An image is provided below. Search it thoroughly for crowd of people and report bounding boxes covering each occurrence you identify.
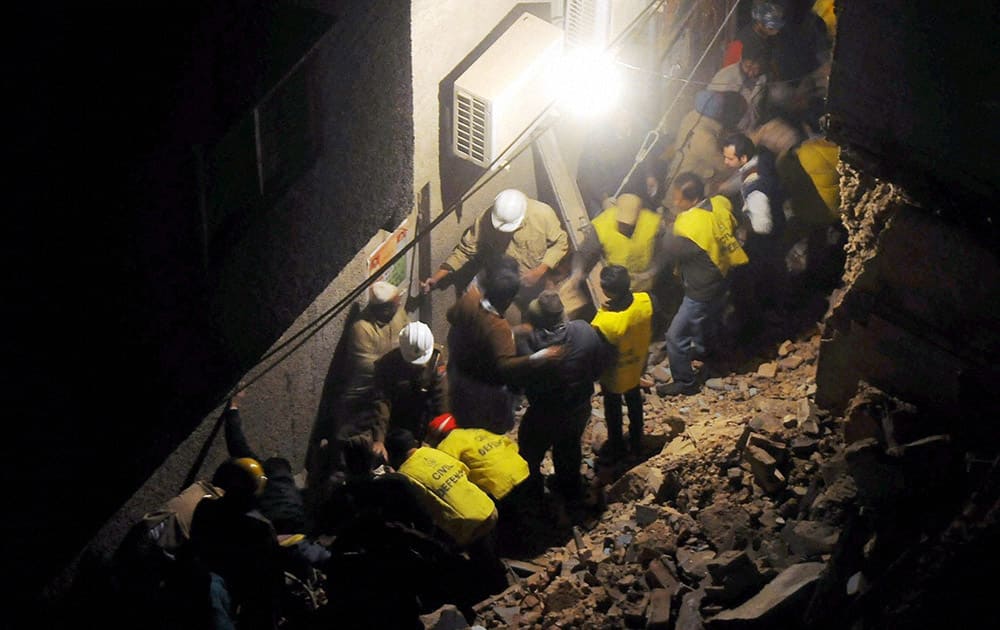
[103,2,846,628]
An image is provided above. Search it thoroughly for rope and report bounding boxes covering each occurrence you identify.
[614,0,741,198]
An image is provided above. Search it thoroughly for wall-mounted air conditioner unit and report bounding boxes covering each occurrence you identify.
[452,13,564,168]
[564,0,649,50]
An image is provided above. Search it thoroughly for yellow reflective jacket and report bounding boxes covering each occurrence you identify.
[796,138,840,215]
[673,196,748,277]
[435,428,529,500]
[398,446,496,546]
[592,206,663,288]
[591,292,654,393]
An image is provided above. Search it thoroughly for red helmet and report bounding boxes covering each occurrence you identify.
[428,413,458,437]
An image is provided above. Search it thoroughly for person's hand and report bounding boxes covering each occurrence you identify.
[228,389,246,410]
[521,265,548,288]
[372,440,388,463]
[736,225,748,245]
[421,270,449,294]
[529,344,565,363]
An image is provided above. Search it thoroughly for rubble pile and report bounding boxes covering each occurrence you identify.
[466,332,867,629]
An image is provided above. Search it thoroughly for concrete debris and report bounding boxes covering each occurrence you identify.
[705,550,767,605]
[757,362,778,378]
[420,604,470,630]
[469,324,862,630]
[778,340,794,357]
[646,588,673,628]
[706,562,825,628]
[781,520,840,557]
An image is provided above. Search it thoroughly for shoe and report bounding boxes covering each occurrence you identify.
[657,381,700,397]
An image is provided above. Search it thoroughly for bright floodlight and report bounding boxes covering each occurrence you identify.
[554,46,622,119]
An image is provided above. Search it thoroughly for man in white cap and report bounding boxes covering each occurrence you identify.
[371,321,449,442]
[307,280,409,478]
[421,188,569,316]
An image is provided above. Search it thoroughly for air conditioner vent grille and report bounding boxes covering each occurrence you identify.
[566,0,601,48]
[455,91,489,165]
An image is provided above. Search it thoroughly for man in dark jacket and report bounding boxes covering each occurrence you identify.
[446,257,561,434]
[517,290,616,500]
[372,321,448,442]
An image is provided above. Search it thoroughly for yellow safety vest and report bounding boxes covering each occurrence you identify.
[592,292,654,393]
[673,196,748,276]
[591,207,662,277]
[796,138,840,215]
[398,446,496,546]
[436,428,529,500]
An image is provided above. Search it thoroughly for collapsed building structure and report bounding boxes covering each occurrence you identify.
[7,1,997,627]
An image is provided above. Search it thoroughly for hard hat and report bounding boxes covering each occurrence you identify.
[399,321,435,365]
[428,413,458,437]
[491,189,527,232]
[232,457,268,497]
[370,281,401,304]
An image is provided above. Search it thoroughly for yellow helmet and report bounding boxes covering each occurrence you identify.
[231,457,268,497]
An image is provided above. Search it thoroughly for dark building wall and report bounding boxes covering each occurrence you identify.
[7,0,412,610]
[817,0,999,422]
[826,0,999,232]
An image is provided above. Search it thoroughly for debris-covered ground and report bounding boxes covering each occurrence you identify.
[455,314,861,629]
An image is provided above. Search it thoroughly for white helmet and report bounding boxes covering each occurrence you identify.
[399,322,435,365]
[491,189,527,233]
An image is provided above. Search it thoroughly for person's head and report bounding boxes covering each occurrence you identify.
[342,434,375,477]
[615,193,645,226]
[425,413,459,446]
[481,265,521,314]
[751,1,785,36]
[384,428,420,470]
[739,36,768,80]
[600,264,631,300]
[671,172,705,213]
[399,321,435,365]
[369,281,402,324]
[527,289,566,330]
[722,133,756,169]
[491,189,528,233]
[213,457,267,509]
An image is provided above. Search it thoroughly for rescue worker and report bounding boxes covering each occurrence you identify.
[190,457,283,630]
[306,281,409,490]
[658,173,748,396]
[372,321,448,442]
[516,290,616,498]
[425,413,529,502]
[445,257,562,434]
[384,428,503,593]
[591,265,655,460]
[421,188,569,320]
[722,1,785,68]
[570,192,666,293]
[722,133,786,325]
